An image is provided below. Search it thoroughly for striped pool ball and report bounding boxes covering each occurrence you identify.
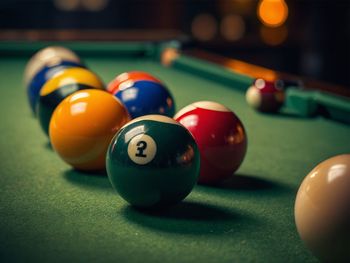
[38,67,105,135]
[246,78,285,113]
[174,101,247,185]
[107,71,162,94]
[27,60,85,113]
[106,115,200,208]
[50,90,130,171]
[24,46,81,87]
[109,77,175,119]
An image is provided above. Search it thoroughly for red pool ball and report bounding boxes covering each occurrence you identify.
[246,78,285,112]
[107,71,162,95]
[174,101,247,184]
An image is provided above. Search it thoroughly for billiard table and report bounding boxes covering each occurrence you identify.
[0,39,349,263]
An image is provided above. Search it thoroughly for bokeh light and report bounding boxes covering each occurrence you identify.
[220,14,245,41]
[191,13,218,41]
[258,0,288,27]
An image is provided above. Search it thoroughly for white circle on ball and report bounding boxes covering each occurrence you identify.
[255,78,266,89]
[127,134,157,165]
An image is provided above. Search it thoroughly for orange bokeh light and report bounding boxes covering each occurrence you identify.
[258,0,288,27]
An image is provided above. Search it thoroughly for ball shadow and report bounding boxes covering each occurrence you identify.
[122,200,258,235]
[217,173,281,191]
[258,109,308,119]
[63,169,112,191]
[277,111,305,119]
[199,173,293,195]
[255,107,317,120]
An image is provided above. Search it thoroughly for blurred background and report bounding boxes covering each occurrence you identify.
[0,0,349,87]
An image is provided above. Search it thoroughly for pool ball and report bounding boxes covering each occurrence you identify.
[24,46,81,86]
[49,89,130,171]
[106,115,200,208]
[38,67,105,135]
[294,154,350,262]
[174,101,247,184]
[27,60,84,113]
[246,78,285,112]
[107,71,162,95]
[110,80,175,119]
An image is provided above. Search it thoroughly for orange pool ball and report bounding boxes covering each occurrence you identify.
[49,89,130,171]
[107,71,162,95]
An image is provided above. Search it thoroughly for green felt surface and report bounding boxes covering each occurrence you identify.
[1,42,350,263]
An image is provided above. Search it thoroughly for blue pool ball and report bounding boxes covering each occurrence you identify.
[113,80,175,119]
[27,60,84,113]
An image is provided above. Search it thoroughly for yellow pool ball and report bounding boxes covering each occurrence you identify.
[38,67,105,135]
[49,89,130,171]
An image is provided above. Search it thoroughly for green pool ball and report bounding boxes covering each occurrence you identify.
[106,115,200,208]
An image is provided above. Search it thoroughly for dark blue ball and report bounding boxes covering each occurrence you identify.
[27,60,84,114]
[114,80,175,119]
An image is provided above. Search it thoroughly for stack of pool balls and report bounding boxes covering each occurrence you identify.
[25,46,249,209]
[106,100,248,208]
[25,46,131,171]
[25,46,350,261]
